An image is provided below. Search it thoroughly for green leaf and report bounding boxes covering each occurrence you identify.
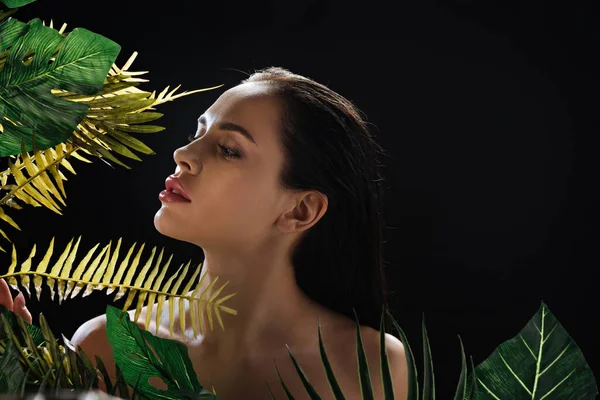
[422,316,435,400]
[469,302,598,399]
[0,0,37,8]
[0,18,120,157]
[353,308,374,400]
[274,360,296,400]
[453,336,467,400]
[112,364,130,399]
[105,305,203,400]
[0,304,44,346]
[94,355,114,394]
[0,341,25,393]
[386,308,419,400]
[285,343,322,399]
[0,8,18,24]
[379,306,395,399]
[316,316,346,399]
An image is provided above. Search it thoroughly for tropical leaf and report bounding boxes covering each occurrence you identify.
[316,315,346,399]
[386,308,419,400]
[0,17,121,156]
[379,306,395,399]
[275,306,404,400]
[468,302,598,400]
[0,341,25,394]
[0,8,18,24]
[0,0,37,8]
[105,304,203,400]
[0,303,44,346]
[0,48,223,250]
[422,316,435,400]
[0,235,238,338]
[453,336,468,400]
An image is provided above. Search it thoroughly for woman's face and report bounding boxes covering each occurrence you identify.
[154,82,293,253]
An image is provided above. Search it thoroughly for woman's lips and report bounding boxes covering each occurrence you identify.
[159,189,191,203]
[160,175,191,203]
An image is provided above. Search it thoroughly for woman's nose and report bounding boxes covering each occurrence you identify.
[173,147,200,175]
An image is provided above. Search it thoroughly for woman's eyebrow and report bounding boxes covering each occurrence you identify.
[198,115,257,145]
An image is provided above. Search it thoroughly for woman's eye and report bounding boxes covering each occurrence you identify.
[218,145,240,160]
[186,134,240,160]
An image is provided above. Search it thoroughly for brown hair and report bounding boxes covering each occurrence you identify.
[242,67,393,331]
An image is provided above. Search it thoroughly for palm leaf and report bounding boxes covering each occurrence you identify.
[379,306,395,399]
[386,308,419,400]
[284,343,322,399]
[0,236,238,339]
[453,336,467,400]
[468,302,598,399]
[354,309,375,400]
[422,316,435,400]
[316,316,346,399]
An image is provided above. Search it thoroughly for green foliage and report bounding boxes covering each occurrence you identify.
[0,299,598,399]
[105,305,217,400]
[466,302,597,399]
[0,0,37,8]
[0,17,120,156]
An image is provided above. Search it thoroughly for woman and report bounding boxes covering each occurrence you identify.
[1,67,408,399]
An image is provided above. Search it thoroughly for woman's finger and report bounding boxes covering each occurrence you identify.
[0,278,15,311]
[13,292,32,324]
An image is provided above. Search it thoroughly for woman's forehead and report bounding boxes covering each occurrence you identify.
[203,83,282,130]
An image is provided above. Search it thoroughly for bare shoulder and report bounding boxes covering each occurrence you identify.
[338,323,408,399]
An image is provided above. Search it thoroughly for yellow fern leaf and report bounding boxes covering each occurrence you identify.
[0,206,20,230]
[168,260,190,338]
[121,246,157,317]
[77,242,111,298]
[115,243,145,301]
[57,236,83,303]
[107,241,136,296]
[189,267,211,338]
[177,264,201,336]
[144,253,173,332]
[47,237,75,301]
[33,236,55,301]
[19,243,36,298]
[64,242,101,300]
[0,237,238,338]
[6,244,18,290]
[20,141,65,208]
[155,263,182,336]
[134,247,164,325]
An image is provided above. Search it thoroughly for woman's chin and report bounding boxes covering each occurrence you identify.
[154,209,185,240]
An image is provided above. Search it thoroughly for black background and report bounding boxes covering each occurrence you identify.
[2,0,598,397]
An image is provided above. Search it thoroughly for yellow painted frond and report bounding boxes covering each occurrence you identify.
[0,236,237,339]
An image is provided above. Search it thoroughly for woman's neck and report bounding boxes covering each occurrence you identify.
[190,250,323,363]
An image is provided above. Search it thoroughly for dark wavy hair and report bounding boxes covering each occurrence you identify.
[241,67,393,332]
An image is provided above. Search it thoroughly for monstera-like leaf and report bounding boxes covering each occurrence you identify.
[0,17,120,156]
[106,305,219,400]
[0,0,37,8]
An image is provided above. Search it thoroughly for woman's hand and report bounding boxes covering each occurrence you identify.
[0,278,32,324]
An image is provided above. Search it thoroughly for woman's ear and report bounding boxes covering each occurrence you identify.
[277,191,328,234]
